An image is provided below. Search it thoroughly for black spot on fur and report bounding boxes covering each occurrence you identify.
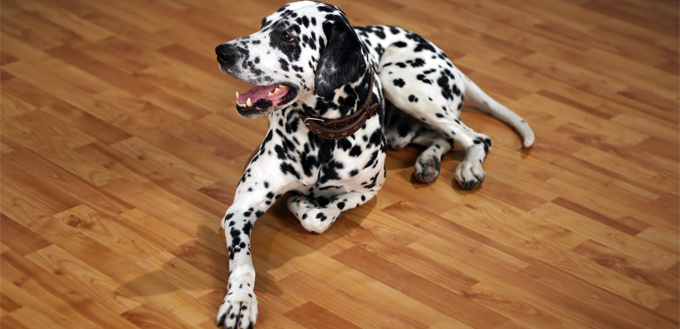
[349,145,362,157]
[274,145,287,160]
[368,130,382,147]
[279,58,289,71]
[280,162,301,179]
[243,222,253,236]
[319,160,344,184]
[437,74,453,100]
[409,58,426,68]
[393,41,407,48]
[363,150,379,169]
[452,84,461,96]
[474,136,493,154]
[337,138,352,151]
[363,172,380,189]
[416,74,432,84]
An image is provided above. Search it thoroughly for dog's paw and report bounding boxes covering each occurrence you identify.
[287,195,337,233]
[415,155,441,183]
[216,288,258,329]
[287,194,318,218]
[454,160,485,189]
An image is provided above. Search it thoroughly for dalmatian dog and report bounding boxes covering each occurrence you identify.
[214,1,534,328]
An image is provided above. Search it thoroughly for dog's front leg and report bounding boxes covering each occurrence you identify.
[216,159,299,329]
[216,202,260,329]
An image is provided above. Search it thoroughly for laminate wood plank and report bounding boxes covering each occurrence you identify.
[11,0,113,43]
[637,226,680,254]
[278,270,447,329]
[439,208,674,309]
[112,137,219,190]
[121,303,196,329]
[0,76,61,108]
[3,249,139,329]
[25,244,144,315]
[3,149,132,216]
[284,301,362,329]
[2,0,678,328]
[53,205,167,262]
[0,92,35,118]
[46,45,159,97]
[0,215,51,256]
[1,161,82,222]
[1,12,83,51]
[535,202,676,268]
[520,261,679,329]
[572,239,680,295]
[40,100,133,146]
[141,90,214,121]
[333,245,511,328]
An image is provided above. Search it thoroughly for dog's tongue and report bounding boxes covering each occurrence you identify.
[237,85,290,108]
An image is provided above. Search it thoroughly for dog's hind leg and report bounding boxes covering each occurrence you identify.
[384,104,454,183]
[380,63,493,189]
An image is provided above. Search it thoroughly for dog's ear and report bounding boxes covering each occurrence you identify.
[314,15,366,98]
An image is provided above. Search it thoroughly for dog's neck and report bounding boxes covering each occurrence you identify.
[297,67,378,140]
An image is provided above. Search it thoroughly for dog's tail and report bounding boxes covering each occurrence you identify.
[462,77,535,148]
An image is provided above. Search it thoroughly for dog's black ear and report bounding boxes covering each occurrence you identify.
[314,15,366,98]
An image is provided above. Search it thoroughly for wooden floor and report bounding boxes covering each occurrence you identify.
[1,0,678,328]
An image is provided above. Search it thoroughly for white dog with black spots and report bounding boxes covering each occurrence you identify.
[214,2,534,328]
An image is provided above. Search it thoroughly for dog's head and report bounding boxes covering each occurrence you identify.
[215,1,368,118]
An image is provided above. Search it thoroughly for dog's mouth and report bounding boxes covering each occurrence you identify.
[235,84,297,117]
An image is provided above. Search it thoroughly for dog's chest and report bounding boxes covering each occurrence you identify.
[264,109,386,192]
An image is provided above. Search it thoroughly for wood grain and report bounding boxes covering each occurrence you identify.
[1,0,678,328]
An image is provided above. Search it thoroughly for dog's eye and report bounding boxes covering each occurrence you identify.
[281,31,295,42]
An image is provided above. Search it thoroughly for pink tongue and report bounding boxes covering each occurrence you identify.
[238,85,290,107]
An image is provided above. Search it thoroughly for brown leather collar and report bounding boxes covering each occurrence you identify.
[299,67,379,140]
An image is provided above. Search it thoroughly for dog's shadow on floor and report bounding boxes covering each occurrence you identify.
[114,196,371,302]
[249,195,373,295]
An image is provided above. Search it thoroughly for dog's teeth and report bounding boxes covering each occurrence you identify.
[268,92,274,97]
[274,88,280,94]
[236,92,240,98]
[246,98,253,107]
[279,85,286,89]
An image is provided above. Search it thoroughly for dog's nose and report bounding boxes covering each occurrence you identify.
[215,44,237,67]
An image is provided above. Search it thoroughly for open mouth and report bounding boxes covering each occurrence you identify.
[235,84,297,117]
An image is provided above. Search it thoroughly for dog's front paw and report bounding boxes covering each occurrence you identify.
[216,288,258,329]
[287,194,317,218]
[287,194,337,233]
[454,160,485,189]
